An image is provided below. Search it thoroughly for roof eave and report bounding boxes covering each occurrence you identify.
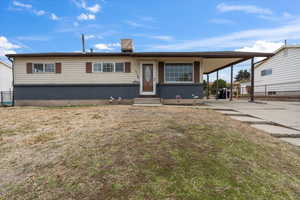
[6,51,274,58]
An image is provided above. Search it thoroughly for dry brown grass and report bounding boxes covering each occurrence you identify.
[0,105,299,200]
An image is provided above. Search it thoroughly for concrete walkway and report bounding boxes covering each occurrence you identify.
[205,100,300,147]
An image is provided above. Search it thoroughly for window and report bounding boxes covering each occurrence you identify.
[93,63,102,72]
[93,62,125,72]
[92,62,125,72]
[261,69,272,76]
[103,63,114,72]
[45,64,55,72]
[33,64,44,73]
[33,63,55,73]
[115,63,124,72]
[165,63,193,82]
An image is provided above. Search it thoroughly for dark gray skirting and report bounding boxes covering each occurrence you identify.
[14,84,140,100]
[158,84,203,99]
[14,83,203,100]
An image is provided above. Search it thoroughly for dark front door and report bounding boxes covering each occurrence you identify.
[142,64,154,93]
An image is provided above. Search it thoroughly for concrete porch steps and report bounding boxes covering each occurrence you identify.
[134,98,162,106]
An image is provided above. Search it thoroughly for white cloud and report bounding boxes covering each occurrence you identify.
[94,43,120,51]
[72,0,101,13]
[0,36,21,57]
[85,35,95,39]
[217,3,272,15]
[210,18,235,25]
[85,34,103,40]
[85,4,101,13]
[124,20,156,29]
[50,13,59,20]
[151,35,173,41]
[13,1,32,9]
[16,36,49,41]
[125,20,144,28]
[12,1,61,20]
[94,44,112,50]
[259,12,297,23]
[133,34,173,41]
[77,13,96,20]
[236,41,284,53]
[33,10,46,16]
[150,20,300,51]
[283,12,293,19]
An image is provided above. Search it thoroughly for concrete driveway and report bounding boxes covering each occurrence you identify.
[205,100,300,130]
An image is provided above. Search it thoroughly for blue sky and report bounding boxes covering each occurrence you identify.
[1,0,300,80]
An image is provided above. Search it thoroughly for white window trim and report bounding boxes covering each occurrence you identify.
[92,63,103,73]
[92,62,125,73]
[164,62,194,84]
[32,63,55,74]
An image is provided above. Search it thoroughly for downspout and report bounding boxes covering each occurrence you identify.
[7,57,15,106]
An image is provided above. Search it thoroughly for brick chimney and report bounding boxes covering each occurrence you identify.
[121,39,134,52]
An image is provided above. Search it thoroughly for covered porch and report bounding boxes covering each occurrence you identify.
[133,51,273,102]
[199,52,274,102]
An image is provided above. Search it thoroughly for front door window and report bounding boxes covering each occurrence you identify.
[142,64,154,94]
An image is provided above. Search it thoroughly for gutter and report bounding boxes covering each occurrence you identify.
[7,57,15,106]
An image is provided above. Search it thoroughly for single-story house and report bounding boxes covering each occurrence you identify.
[6,39,273,106]
[0,60,12,92]
[239,81,251,96]
[254,45,300,97]
[0,60,13,105]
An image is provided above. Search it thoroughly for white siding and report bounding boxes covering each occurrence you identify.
[14,57,204,85]
[0,62,12,91]
[254,48,300,94]
[14,57,139,84]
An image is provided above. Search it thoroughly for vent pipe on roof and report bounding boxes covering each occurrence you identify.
[121,39,134,52]
[284,40,287,46]
[82,34,86,53]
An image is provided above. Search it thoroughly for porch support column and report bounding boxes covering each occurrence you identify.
[230,65,233,101]
[207,74,210,99]
[250,57,255,102]
[216,70,219,99]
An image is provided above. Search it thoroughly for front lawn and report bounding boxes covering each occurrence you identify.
[0,106,299,200]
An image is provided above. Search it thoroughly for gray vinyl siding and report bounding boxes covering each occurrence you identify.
[14,84,203,100]
[14,84,140,100]
[254,48,300,94]
[158,84,203,99]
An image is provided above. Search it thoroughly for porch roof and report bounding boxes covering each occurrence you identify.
[6,51,274,74]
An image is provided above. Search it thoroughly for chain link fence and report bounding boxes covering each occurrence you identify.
[0,91,13,106]
[238,81,300,99]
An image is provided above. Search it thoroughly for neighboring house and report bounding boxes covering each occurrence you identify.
[6,39,272,106]
[239,81,251,95]
[0,61,12,92]
[254,45,300,96]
